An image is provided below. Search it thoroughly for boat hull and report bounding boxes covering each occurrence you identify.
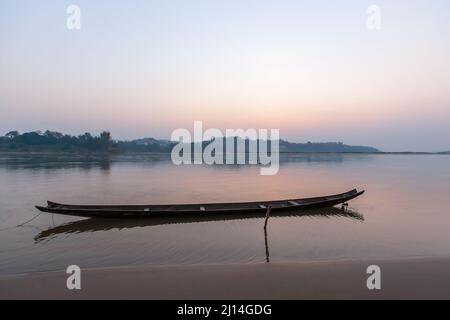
[35,189,364,218]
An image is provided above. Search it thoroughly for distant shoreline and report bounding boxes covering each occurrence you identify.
[1,131,381,153]
[0,151,449,155]
[2,131,448,154]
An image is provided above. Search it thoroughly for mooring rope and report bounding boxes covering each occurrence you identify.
[16,212,43,227]
[0,212,44,231]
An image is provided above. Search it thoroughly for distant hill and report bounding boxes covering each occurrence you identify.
[279,140,380,153]
[0,130,381,153]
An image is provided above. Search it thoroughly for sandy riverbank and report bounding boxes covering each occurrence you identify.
[1,257,450,299]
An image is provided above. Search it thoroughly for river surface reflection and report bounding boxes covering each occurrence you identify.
[1,153,449,275]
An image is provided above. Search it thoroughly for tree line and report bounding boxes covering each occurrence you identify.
[0,130,115,152]
[0,130,381,153]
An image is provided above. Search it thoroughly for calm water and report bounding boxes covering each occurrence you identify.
[1,153,450,276]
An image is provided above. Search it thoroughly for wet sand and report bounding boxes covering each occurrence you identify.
[1,257,450,299]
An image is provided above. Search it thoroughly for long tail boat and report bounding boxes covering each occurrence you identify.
[34,206,364,242]
[35,189,364,218]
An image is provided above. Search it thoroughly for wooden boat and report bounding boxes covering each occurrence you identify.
[35,189,364,218]
[34,206,364,242]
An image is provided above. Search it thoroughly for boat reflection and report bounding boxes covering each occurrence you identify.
[35,206,364,243]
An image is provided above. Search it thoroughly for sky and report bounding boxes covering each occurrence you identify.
[1,0,450,152]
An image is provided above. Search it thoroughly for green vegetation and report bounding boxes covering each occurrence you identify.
[0,130,116,152]
[279,140,379,153]
[0,130,381,153]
